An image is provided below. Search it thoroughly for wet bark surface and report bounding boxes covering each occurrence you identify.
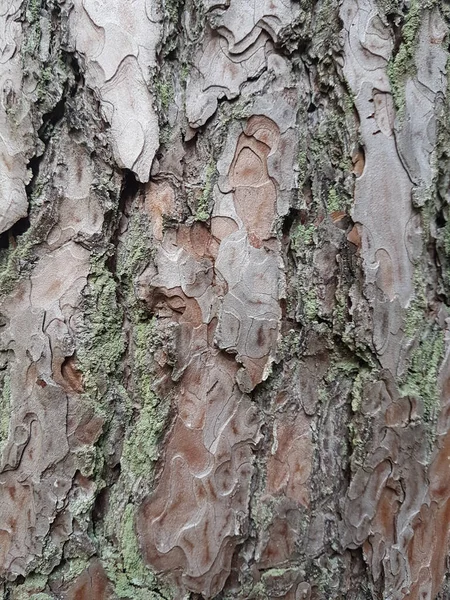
[1,1,450,599]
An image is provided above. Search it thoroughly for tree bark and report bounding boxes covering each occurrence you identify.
[1,1,450,599]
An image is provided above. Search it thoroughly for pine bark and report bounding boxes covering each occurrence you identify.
[1,1,450,599]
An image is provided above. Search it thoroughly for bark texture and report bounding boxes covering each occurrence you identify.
[1,1,450,599]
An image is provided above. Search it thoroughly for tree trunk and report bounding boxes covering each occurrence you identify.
[1,0,450,598]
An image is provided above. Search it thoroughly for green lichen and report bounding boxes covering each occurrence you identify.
[117,212,153,291]
[262,568,295,579]
[101,207,169,598]
[195,159,216,221]
[120,504,157,589]
[307,102,355,204]
[0,373,11,454]
[351,369,371,413]
[122,320,169,481]
[20,0,70,128]
[435,58,450,298]
[444,221,450,258]
[36,67,53,102]
[251,494,276,531]
[0,234,37,300]
[180,62,190,83]
[321,356,374,470]
[116,212,170,480]
[332,292,346,333]
[404,267,427,339]
[348,410,374,474]
[218,98,252,128]
[291,223,315,252]
[386,0,438,116]
[245,581,266,600]
[12,573,49,600]
[77,255,125,411]
[325,358,359,384]
[30,175,48,207]
[44,557,89,595]
[311,556,342,595]
[377,0,403,13]
[401,262,445,424]
[64,558,89,581]
[25,0,41,22]
[402,325,444,423]
[154,80,174,112]
[277,329,302,360]
[289,221,320,323]
[123,319,169,481]
[303,288,319,321]
[327,187,341,213]
[297,148,308,188]
[310,0,339,59]
[195,208,210,222]
[348,421,364,453]
[247,567,304,600]
[22,0,42,56]
[103,505,170,600]
[114,208,171,483]
[164,0,182,23]
[439,202,450,295]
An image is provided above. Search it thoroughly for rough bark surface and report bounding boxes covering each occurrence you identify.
[1,1,450,599]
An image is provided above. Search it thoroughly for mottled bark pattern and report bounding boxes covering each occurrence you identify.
[1,1,450,599]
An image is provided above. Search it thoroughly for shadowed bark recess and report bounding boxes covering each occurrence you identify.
[1,1,450,599]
